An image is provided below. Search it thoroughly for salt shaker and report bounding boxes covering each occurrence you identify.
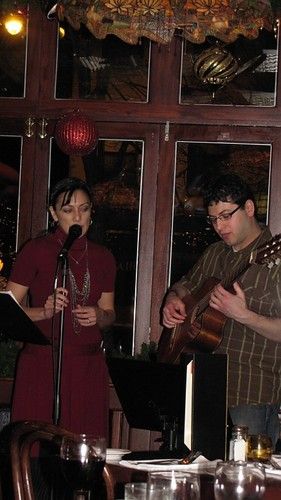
[228,425,248,461]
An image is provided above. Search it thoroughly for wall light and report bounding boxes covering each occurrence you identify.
[4,12,24,35]
[59,26,65,38]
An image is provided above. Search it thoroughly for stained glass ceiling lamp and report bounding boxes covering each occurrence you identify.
[51,0,278,45]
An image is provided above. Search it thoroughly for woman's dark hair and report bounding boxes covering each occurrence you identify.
[49,177,92,209]
[203,173,256,209]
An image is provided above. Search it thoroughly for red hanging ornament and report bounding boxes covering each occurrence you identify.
[55,111,98,156]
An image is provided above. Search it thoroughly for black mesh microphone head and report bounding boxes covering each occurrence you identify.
[69,224,82,237]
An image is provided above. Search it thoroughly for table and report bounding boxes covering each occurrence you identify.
[108,463,281,499]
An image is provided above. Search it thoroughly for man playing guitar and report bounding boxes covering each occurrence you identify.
[161,173,281,449]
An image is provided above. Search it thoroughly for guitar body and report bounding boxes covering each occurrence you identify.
[157,277,226,364]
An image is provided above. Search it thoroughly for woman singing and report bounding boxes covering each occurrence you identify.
[6,177,116,438]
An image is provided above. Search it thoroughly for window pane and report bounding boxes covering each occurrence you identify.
[56,23,150,102]
[180,27,278,107]
[0,11,27,97]
[170,142,271,284]
[0,136,21,287]
[50,138,143,354]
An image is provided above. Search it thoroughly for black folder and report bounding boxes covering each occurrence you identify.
[0,291,50,345]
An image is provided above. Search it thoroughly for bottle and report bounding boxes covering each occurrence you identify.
[229,425,248,461]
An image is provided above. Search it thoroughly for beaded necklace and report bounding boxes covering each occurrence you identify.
[69,264,91,335]
[57,238,88,266]
[57,238,91,334]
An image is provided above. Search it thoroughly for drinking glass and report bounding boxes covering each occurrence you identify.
[247,434,273,462]
[60,434,106,500]
[214,460,265,500]
[147,471,200,499]
[124,482,147,500]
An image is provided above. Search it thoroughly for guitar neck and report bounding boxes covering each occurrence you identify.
[221,255,253,290]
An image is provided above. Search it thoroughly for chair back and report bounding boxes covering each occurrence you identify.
[10,420,115,500]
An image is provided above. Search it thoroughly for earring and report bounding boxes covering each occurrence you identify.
[50,219,58,229]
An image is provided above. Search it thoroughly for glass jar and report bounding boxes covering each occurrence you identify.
[228,425,248,461]
[214,461,265,500]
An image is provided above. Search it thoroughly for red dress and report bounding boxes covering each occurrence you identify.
[10,227,116,439]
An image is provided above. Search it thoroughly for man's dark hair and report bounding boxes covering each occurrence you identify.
[203,173,256,209]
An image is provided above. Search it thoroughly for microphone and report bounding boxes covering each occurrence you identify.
[58,224,82,257]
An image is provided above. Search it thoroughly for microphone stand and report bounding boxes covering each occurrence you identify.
[53,250,68,426]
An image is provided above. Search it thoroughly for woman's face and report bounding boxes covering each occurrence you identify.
[49,189,92,236]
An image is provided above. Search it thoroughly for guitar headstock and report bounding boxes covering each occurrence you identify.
[251,233,281,268]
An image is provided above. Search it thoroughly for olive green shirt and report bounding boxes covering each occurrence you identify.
[173,228,281,406]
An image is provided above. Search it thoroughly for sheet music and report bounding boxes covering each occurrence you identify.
[184,359,194,450]
[0,290,21,307]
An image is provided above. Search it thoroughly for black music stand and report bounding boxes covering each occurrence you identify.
[107,353,228,460]
[0,291,50,345]
[107,356,187,451]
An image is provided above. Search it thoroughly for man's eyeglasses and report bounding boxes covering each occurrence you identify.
[206,205,242,226]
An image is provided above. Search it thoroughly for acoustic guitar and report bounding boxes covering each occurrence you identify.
[157,234,281,364]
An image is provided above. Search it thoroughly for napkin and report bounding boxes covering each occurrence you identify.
[119,455,219,473]
[264,455,281,478]
[106,448,131,463]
